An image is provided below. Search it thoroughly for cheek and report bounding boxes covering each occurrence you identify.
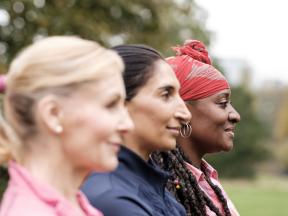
[81,112,115,138]
[207,107,229,125]
[192,107,225,128]
[138,102,171,125]
[132,109,169,138]
[61,108,119,170]
[77,110,110,128]
[191,114,219,142]
[191,112,211,130]
[63,107,116,145]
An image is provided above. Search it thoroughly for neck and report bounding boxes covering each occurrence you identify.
[177,136,204,169]
[20,140,87,208]
[122,135,152,161]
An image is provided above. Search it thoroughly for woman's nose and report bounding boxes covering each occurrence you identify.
[229,106,241,123]
[117,108,134,134]
[175,98,192,123]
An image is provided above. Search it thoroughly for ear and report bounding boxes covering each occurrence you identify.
[36,95,63,135]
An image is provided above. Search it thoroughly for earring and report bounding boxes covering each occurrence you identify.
[55,125,63,134]
[180,122,192,138]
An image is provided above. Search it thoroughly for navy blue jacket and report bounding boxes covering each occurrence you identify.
[82,146,186,216]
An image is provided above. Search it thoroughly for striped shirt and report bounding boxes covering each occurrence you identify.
[186,160,240,216]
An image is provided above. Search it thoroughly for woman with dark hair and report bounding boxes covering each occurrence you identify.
[82,45,191,216]
[152,40,241,216]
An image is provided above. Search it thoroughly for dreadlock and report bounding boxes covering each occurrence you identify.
[201,163,232,216]
[152,145,231,216]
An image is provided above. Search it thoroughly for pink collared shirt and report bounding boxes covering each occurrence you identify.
[0,162,103,216]
[186,160,240,216]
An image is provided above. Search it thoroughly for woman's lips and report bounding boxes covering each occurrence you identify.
[167,126,180,136]
[109,142,121,152]
[225,131,234,138]
[224,127,235,138]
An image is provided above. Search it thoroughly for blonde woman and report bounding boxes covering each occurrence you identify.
[0,36,133,216]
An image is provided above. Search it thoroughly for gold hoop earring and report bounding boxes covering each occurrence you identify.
[180,122,192,138]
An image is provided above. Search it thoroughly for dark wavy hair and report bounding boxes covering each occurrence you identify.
[112,44,163,101]
[152,146,231,216]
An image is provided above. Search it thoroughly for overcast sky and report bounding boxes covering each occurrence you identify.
[195,0,288,88]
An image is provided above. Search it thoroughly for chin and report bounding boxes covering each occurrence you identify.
[163,139,177,151]
[222,143,233,152]
[105,159,119,172]
[94,158,119,172]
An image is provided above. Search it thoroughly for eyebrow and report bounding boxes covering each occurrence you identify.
[108,93,122,103]
[216,93,230,99]
[157,85,175,92]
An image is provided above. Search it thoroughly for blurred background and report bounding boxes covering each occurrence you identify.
[0,0,287,215]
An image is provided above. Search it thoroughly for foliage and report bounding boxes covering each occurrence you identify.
[0,166,9,200]
[0,0,210,69]
[274,141,288,173]
[255,86,288,174]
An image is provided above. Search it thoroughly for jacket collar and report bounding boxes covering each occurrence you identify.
[117,146,170,194]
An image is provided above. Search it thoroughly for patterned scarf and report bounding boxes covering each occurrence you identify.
[167,40,229,101]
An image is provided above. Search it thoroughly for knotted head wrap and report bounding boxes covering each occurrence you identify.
[167,40,229,101]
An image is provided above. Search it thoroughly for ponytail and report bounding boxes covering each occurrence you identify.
[0,114,21,164]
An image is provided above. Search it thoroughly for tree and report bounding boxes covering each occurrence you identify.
[0,0,210,70]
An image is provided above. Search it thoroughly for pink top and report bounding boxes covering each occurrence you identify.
[0,75,6,93]
[0,162,103,216]
[186,160,240,216]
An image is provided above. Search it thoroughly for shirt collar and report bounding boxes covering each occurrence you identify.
[185,159,218,182]
[8,161,62,204]
[8,161,102,216]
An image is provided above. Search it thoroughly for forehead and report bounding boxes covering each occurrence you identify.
[75,71,125,100]
[196,88,231,103]
[141,60,180,92]
[213,89,231,98]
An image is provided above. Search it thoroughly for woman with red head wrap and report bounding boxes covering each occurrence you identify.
[153,40,241,216]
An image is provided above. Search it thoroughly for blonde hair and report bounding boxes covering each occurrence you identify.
[0,36,124,164]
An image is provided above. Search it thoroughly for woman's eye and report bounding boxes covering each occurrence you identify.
[161,91,171,100]
[218,101,229,108]
[106,100,118,109]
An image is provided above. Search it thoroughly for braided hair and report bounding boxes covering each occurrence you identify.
[152,146,231,216]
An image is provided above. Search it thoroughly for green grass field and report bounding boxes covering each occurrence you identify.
[222,175,288,216]
[1,174,288,215]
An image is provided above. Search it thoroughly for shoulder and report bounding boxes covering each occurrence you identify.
[81,172,114,203]
[91,189,153,216]
[82,172,152,216]
[82,172,153,215]
[0,190,54,216]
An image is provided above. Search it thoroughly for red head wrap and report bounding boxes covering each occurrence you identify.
[167,40,229,101]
